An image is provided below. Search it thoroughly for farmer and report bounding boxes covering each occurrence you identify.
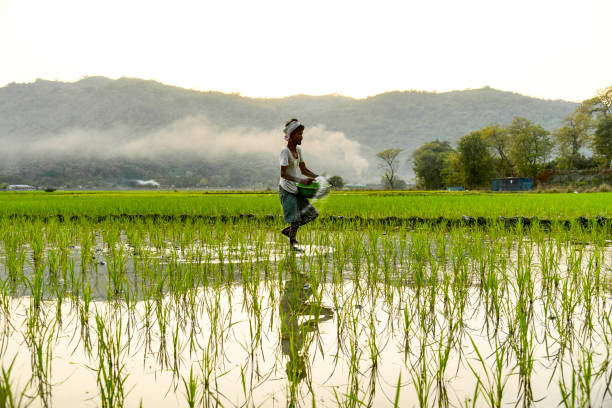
[279,118,319,248]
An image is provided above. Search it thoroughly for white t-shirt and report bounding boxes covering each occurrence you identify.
[279,146,303,194]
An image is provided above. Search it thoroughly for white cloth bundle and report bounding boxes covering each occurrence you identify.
[283,120,302,140]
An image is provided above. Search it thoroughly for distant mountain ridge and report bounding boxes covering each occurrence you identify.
[0,77,578,187]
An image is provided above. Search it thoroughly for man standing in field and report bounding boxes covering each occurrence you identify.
[279,119,319,249]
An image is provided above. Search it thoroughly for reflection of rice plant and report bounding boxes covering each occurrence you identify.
[25,313,54,408]
[409,343,433,408]
[558,369,577,408]
[79,283,93,354]
[95,314,127,408]
[0,356,28,408]
[181,367,198,408]
[577,349,594,408]
[466,336,509,408]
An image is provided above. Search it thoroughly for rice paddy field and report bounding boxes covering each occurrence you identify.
[0,191,611,407]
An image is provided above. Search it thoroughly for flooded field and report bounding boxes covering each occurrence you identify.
[1,218,611,407]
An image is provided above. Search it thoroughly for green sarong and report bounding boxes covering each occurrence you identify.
[278,186,318,225]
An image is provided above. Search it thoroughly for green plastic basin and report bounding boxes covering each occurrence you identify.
[297,182,320,198]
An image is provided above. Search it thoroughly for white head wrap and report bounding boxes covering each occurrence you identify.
[283,120,302,140]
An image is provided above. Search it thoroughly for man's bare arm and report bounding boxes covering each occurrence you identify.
[281,165,314,185]
[299,162,318,179]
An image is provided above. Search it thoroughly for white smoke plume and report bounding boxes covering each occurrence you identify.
[3,115,370,181]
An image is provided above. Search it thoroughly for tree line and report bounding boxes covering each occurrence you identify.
[382,86,611,190]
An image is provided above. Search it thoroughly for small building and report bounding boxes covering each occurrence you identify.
[446,186,465,191]
[7,184,37,191]
[345,184,368,190]
[491,177,533,191]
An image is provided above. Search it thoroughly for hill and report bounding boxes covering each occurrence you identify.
[0,77,577,187]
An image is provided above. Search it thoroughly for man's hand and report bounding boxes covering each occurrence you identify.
[301,177,315,185]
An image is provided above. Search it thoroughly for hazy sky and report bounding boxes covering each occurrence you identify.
[1,0,610,102]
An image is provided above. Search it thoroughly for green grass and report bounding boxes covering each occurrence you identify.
[0,190,610,218]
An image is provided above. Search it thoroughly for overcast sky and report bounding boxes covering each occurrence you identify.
[1,0,610,102]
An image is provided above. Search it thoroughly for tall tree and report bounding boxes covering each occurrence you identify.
[440,151,463,187]
[376,148,404,190]
[412,140,454,189]
[482,124,514,176]
[553,110,591,169]
[581,86,612,121]
[593,116,612,168]
[580,86,612,167]
[507,117,553,181]
[456,131,494,188]
[327,175,345,189]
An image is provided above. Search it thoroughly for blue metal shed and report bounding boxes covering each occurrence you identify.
[491,177,533,191]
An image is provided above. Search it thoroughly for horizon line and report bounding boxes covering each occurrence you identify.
[0,75,584,104]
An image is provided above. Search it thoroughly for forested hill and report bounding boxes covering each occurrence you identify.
[0,77,577,187]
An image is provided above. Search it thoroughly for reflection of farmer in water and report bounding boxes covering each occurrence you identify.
[280,273,333,385]
[279,119,320,249]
